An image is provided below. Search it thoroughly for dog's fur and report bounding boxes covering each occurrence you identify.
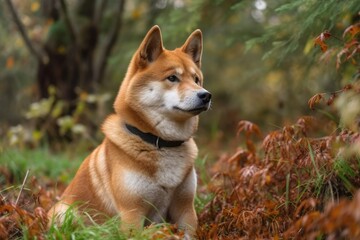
[48,25,211,236]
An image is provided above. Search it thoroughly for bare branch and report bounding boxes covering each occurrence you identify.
[94,0,108,24]
[5,0,48,64]
[93,0,125,84]
[15,169,30,206]
[59,0,78,46]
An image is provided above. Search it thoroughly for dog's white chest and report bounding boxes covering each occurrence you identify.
[122,169,175,222]
[122,148,190,195]
[155,148,190,188]
[122,148,193,222]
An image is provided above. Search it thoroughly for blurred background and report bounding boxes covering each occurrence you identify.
[1,0,359,155]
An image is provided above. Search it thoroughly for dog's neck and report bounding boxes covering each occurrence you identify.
[144,110,199,141]
[154,117,198,141]
[102,114,196,152]
[118,104,199,141]
[124,123,185,149]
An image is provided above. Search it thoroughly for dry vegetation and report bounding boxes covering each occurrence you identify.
[197,117,360,239]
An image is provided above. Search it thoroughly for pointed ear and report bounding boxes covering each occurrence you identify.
[138,25,163,65]
[182,29,203,68]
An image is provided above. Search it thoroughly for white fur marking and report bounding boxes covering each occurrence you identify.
[123,170,174,222]
[164,88,181,110]
[175,67,184,75]
[137,81,198,140]
[123,170,157,197]
[138,82,163,106]
[156,147,191,188]
[189,67,196,75]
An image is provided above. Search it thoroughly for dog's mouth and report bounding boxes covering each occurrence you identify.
[173,105,209,115]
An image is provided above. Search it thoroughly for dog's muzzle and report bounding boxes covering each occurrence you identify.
[190,90,212,114]
[173,90,212,115]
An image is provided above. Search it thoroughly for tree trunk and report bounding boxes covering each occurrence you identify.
[6,0,125,145]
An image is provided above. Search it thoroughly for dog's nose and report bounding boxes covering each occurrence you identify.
[197,91,212,104]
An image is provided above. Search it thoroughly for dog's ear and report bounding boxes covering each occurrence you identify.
[138,25,163,65]
[182,29,203,68]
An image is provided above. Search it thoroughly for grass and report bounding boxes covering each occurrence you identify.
[195,155,215,213]
[46,206,180,239]
[47,208,126,240]
[333,156,358,193]
[0,147,85,185]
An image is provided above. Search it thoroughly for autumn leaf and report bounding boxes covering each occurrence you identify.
[347,41,360,60]
[237,120,262,138]
[31,2,40,12]
[314,30,331,52]
[6,56,14,69]
[227,149,250,164]
[343,23,360,39]
[308,93,324,109]
[132,9,142,20]
[336,48,349,69]
[342,84,353,91]
[337,40,360,69]
[326,93,336,106]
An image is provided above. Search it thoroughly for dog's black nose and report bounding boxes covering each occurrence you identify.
[197,91,212,104]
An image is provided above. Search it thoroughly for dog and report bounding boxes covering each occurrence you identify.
[48,25,211,237]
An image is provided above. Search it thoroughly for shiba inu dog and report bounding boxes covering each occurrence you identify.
[48,25,211,237]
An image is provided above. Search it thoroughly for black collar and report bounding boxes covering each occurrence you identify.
[125,123,185,149]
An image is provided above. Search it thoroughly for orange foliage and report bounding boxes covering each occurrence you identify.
[0,203,48,239]
[343,23,360,39]
[0,176,64,239]
[314,31,331,52]
[197,117,360,239]
[6,56,14,69]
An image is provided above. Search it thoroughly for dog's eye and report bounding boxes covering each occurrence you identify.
[167,75,179,83]
[195,76,200,85]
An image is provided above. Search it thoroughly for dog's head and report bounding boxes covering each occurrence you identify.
[114,26,211,138]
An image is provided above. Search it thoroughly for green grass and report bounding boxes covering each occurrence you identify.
[195,155,215,213]
[334,157,357,193]
[46,207,170,240]
[46,206,187,240]
[0,147,86,185]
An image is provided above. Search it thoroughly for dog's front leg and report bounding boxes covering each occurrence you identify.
[115,194,149,234]
[168,168,198,237]
[119,207,147,234]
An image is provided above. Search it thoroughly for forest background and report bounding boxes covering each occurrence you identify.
[1,0,360,239]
